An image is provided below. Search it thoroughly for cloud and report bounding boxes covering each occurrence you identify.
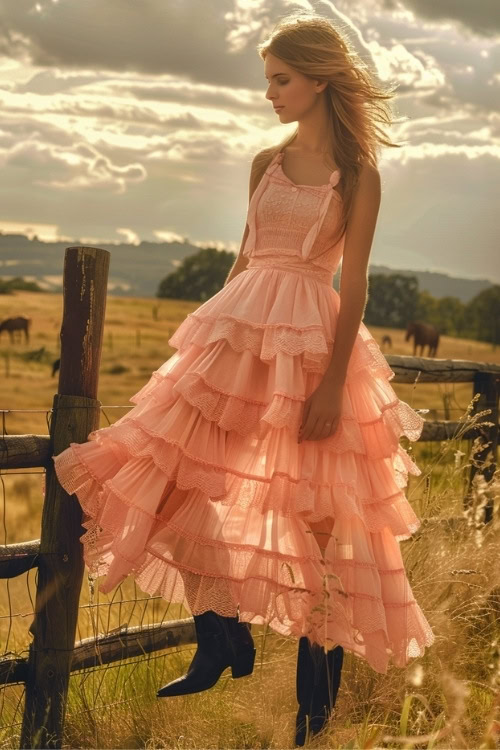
[382,0,500,38]
[116,227,141,245]
[367,38,446,92]
[378,150,499,280]
[0,0,498,283]
[0,0,254,82]
[1,136,146,192]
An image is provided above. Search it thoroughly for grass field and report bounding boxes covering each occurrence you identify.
[0,290,499,748]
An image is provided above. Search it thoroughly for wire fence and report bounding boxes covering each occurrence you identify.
[0,404,197,746]
[0,371,497,745]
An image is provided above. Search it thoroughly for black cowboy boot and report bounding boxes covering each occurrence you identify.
[308,641,344,735]
[295,636,316,746]
[156,609,256,697]
[295,636,344,746]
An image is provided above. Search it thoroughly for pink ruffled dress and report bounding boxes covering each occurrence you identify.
[53,148,435,674]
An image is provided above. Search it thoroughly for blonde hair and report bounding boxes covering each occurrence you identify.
[253,11,403,246]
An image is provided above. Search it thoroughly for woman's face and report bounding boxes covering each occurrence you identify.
[264,52,323,122]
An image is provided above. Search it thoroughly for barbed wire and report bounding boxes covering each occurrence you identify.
[0,382,492,739]
[0,405,472,416]
[0,595,167,620]
[0,471,45,476]
[0,406,134,413]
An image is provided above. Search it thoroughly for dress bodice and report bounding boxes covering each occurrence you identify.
[242,149,345,285]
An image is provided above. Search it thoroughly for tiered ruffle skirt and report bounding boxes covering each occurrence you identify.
[53,265,435,674]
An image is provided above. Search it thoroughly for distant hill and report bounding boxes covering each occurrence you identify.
[371,264,492,305]
[0,232,492,303]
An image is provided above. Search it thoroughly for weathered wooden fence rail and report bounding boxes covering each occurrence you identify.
[0,245,498,748]
[0,618,197,685]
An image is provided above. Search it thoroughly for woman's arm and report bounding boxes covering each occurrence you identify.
[224,223,250,286]
[224,150,269,287]
[321,163,382,387]
[299,163,381,443]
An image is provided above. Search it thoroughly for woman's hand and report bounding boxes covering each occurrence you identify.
[298,378,343,443]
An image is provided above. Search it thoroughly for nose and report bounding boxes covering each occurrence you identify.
[265,82,277,101]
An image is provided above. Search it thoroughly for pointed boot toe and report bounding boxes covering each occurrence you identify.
[157,610,256,699]
[156,658,221,697]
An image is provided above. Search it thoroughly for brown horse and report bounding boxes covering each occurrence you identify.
[0,316,31,344]
[405,321,440,357]
[381,334,392,350]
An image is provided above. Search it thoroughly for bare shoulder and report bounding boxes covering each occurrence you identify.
[354,162,381,205]
[341,161,382,283]
[348,162,381,229]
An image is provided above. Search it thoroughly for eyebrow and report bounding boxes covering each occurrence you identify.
[265,73,288,79]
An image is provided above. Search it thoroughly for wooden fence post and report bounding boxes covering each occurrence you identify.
[20,247,110,749]
[466,371,499,524]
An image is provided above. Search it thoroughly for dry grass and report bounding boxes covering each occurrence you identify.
[0,290,499,748]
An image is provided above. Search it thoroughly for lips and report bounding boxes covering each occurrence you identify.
[274,106,284,111]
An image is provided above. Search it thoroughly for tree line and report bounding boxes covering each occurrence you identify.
[1,249,497,346]
[157,247,500,346]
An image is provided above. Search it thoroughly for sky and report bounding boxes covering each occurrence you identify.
[0,0,498,282]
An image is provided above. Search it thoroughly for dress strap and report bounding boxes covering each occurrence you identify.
[329,168,341,188]
[300,170,341,260]
[269,149,284,168]
[300,182,339,260]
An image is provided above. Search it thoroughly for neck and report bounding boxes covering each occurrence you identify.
[291,96,332,155]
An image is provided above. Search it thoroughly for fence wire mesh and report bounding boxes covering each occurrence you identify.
[0,405,196,747]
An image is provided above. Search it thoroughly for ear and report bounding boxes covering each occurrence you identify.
[315,80,328,94]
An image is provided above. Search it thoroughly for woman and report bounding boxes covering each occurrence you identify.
[53,11,435,746]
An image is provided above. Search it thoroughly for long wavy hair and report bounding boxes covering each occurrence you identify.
[253,11,404,247]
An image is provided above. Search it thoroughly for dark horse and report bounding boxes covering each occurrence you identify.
[405,321,440,357]
[0,316,31,344]
[381,334,392,350]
